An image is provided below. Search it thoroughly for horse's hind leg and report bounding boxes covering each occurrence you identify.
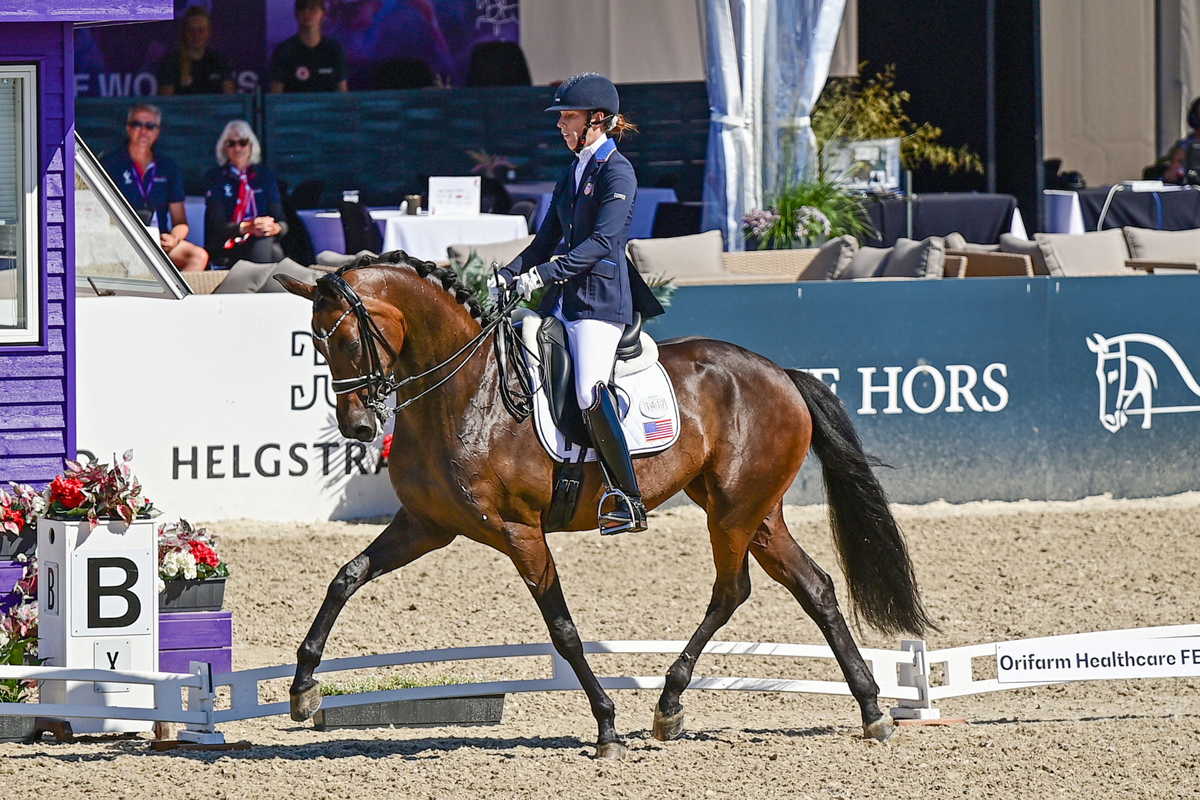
[290,508,455,721]
[748,505,893,741]
[654,480,755,741]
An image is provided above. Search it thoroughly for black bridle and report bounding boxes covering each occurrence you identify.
[312,269,534,424]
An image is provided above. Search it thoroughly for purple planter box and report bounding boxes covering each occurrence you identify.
[159,647,232,676]
[159,610,233,675]
[0,562,25,596]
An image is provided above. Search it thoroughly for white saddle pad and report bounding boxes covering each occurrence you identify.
[514,309,681,463]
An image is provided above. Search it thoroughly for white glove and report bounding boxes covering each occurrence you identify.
[515,268,544,300]
[486,273,508,306]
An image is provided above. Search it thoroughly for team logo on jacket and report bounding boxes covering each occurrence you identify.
[296,66,311,82]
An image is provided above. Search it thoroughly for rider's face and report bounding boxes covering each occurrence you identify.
[557,110,592,152]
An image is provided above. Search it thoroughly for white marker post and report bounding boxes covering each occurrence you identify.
[37,516,159,733]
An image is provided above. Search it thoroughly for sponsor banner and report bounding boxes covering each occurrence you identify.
[996,638,1200,683]
[75,0,518,98]
[652,276,1200,505]
[76,294,397,522]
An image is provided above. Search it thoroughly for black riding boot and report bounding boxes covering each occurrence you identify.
[583,382,648,535]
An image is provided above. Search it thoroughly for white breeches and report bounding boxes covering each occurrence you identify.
[556,309,625,409]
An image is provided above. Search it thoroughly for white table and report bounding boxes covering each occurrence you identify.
[380,213,528,262]
[299,209,529,262]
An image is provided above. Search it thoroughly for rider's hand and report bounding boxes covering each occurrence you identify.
[515,268,544,300]
[486,273,508,307]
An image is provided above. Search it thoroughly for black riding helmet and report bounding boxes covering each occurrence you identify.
[546,73,620,147]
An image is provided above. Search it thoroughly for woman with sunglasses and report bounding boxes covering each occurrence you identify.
[488,73,664,535]
[203,120,288,268]
[100,103,209,271]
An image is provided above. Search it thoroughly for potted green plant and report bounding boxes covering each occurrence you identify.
[744,177,874,250]
[157,520,230,612]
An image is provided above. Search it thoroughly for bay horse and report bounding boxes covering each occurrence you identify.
[277,252,936,759]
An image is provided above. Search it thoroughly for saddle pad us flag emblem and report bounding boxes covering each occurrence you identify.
[644,419,674,441]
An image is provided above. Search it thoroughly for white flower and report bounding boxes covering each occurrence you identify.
[161,549,197,580]
[156,576,165,594]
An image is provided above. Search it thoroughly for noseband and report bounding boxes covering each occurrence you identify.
[312,268,531,423]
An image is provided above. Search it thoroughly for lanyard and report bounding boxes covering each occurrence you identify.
[132,161,157,206]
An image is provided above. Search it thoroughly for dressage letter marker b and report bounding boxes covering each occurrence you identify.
[86,557,141,629]
[39,518,159,733]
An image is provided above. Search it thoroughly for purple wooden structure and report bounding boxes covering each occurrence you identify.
[0,2,171,486]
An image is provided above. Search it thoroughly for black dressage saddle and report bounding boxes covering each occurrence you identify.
[534,312,643,449]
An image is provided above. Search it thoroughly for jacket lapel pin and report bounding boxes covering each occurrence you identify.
[584,182,594,196]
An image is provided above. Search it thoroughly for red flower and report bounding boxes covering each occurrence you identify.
[50,475,87,509]
[189,541,220,568]
[381,433,393,462]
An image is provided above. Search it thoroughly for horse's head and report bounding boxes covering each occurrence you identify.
[278,271,405,442]
[1086,333,1129,432]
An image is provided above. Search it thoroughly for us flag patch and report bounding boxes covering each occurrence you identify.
[644,419,674,441]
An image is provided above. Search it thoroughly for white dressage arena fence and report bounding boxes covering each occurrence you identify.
[1,624,1198,742]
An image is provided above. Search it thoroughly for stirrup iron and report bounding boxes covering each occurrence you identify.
[597,486,647,535]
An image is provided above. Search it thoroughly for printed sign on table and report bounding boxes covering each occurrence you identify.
[428,176,481,218]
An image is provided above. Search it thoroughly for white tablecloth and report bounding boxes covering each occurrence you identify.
[381,213,528,262]
[299,209,528,262]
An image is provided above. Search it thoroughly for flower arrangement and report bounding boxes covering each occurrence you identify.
[0,557,39,703]
[157,519,229,592]
[43,451,155,529]
[0,483,43,537]
[467,148,515,180]
[744,177,872,250]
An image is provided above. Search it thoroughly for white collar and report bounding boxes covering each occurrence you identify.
[577,132,608,163]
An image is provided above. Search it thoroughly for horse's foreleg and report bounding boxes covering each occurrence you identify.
[505,526,623,760]
[655,481,755,741]
[749,506,893,741]
[289,509,454,722]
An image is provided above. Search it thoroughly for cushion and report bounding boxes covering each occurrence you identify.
[1123,226,1200,262]
[879,236,946,278]
[944,232,967,250]
[213,258,322,294]
[798,235,858,280]
[834,245,890,279]
[627,231,725,276]
[1000,233,1060,276]
[1033,229,1132,276]
[447,235,536,271]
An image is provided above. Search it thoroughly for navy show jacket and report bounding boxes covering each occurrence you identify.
[500,138,664,325]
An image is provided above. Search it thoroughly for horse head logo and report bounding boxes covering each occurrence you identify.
[1086,333,1200,432]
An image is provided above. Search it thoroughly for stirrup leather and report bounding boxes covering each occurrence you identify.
[597,486,648,535]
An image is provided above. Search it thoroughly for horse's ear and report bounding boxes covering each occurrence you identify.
[275,274,317,300]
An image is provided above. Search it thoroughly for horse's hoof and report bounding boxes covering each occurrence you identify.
[595,741,627,760]
[863,716,895,742]
[652,707,685,741]
[290,681,323,722]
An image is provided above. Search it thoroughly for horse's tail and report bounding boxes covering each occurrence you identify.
[786,369,938,638]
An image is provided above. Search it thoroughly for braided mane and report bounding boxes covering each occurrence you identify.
[333,250,493,325]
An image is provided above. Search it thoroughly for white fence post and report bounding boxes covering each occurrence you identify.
[891,639,941,720]
[177,661,225,745]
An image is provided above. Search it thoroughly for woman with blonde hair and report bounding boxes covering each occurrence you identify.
[203,120,288,267]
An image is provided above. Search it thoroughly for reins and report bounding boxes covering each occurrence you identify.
[313,267,535,424]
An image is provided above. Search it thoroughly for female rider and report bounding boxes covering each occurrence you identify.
[489,73,664,534]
